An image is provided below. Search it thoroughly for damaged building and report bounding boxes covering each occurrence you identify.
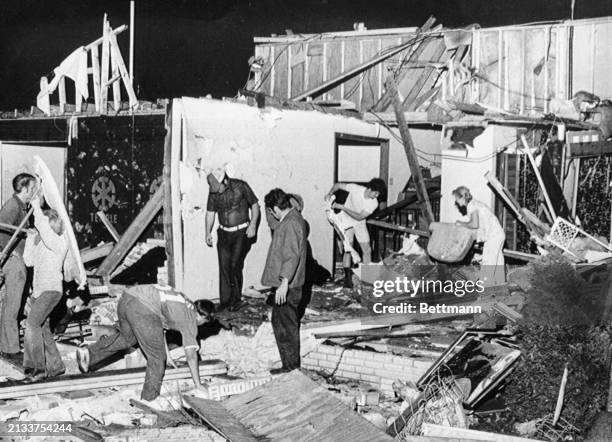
[0,10,611,442]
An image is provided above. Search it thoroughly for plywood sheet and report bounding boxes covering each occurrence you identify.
[326,41,343,100]
[307,43,324,92]
[273,44,289,99]
[183,396,258,442]
[223,370,393,442]
[342,39,362,105]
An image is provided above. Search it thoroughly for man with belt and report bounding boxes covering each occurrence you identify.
[262,188,307,374]
[0,173,37,360]
[76,284,212,406]
[205,169,260,312]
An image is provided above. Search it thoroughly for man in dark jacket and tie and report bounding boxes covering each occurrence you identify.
[262,188,307,374]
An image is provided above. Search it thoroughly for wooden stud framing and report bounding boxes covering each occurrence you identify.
[100,15,110,114]
[58,76,66,114]
[497,30,503,108]
[163,102,175,286]
[109,31,138,108]
[520,29,526,114]
[91,46,101,112]
[340,41,345,99]
[287,46,292,99]
[544,27,550,113]
[322,43,327,100]
[269,46,275,97]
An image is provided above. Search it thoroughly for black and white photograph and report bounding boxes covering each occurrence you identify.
[1,0,612,440]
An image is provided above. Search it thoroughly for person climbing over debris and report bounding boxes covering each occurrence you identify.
[324,178,386,288]
[452,186,506,286]
[76,284,213,407]
[262,189,307,374]
[22,196,68,382]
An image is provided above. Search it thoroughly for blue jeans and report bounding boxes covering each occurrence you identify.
[23,291,65,375]
[0,255,26,353]
[87,294,166,400]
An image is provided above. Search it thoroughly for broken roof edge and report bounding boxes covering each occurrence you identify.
[254,15,612,45]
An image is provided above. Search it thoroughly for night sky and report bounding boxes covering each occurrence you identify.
[1,0,612,111]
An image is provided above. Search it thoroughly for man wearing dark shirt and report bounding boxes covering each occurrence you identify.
[0,173,37,358]
[76,284,211,405]
[205,171,260,312]
[262,188,307,374]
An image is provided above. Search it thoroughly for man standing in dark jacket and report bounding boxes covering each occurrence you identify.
[262,188,307,374]
[0,173,37,359]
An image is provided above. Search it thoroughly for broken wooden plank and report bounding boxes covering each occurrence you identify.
[95,185,164,277]
[387,77,435,226]
[96,211,121,241]
[163,102,175,286]
[492,302,523,322]
[367,219,429,237]
[183,396,258,442]
[100,15,110,114]
[130,398,193,427]
[421,423,542,441]
[520,135,556,220]
[80,242,115,264]
[0,360,227,400]
[403,40,447,111]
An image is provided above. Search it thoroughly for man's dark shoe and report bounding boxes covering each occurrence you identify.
[269,367,292,375]
[22,369,46,383]
[46,368,66,379]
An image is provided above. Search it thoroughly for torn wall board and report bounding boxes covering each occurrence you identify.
[167,97,441,300]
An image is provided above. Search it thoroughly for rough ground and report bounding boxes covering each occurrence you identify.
[584,411,612,441]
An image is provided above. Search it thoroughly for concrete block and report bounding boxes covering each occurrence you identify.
[353,366,375,375]
[343,357,365,366]
[359,374,381,384]
[319,360,339,370]
[363,360,385,369]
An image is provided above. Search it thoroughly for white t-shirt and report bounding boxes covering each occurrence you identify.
[466,199,505,242]
[338,184,379,228]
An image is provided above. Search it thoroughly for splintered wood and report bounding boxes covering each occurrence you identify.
[222,371,393,442]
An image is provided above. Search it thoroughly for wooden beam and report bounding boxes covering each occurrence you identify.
[110,38,122,112]
[367,219,429,237]
[80,242,115,264]
[85,24,128,50]
[90,46,101,112]
[100,15,110,114]
[96,211,121,241]
[95,185,164,277]
[58,76,66,114]
[520,135,556,220]
[163,102,175,287]
[386,77,435,226]
[0,361,227,400]
[291,17,437,101]
[108,30,138,108]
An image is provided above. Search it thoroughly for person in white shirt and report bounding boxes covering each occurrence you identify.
[325,178,386,288]
[453,186,506,287]
[22,197,68,381]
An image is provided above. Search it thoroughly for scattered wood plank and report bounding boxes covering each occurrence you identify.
[95,185,164,277]
[503,249,538,262]
[367,219,429,237]
[421,423,543,441]
[96,211,121,241]
[492,302,523,322]
[183,396,258,442]
[80,242,115,264]
[130,398,194,427]
[0,360,227,400]
[223,370,393,441]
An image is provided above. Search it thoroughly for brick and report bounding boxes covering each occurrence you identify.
[343,356,366,366]
[337,362,357,373]
[392,355,413,365]
[353,366,375,375]
[363,360,385,369]
[307,351,328,361]
[412,359,435,369]
[359,374,380,384]
[319,360,339,370]
[318,345,339,355]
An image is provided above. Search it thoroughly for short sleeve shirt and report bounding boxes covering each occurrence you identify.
[206,179,258,227]
[466,199,504,242]
[125,285,199,350]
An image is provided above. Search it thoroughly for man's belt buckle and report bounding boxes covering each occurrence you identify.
[220,222,249,232]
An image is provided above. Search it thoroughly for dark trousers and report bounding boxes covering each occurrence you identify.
[23,291,65,375]
[217,228,249,307]
[272,286,303,370]
[88,294,166,401]
[0,255,26,353]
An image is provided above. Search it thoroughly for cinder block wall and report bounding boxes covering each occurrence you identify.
[302,344,434,395]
